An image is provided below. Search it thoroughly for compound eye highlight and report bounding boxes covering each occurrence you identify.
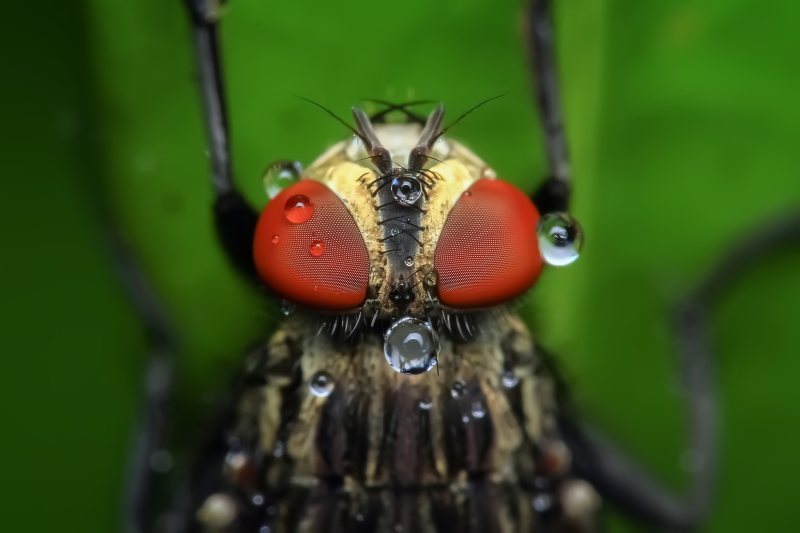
[434,179,544,308]
[253,180,370,311]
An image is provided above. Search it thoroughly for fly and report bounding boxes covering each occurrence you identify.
[119,1,800,532]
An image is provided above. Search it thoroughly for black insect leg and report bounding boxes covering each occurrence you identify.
[184,0,259,281]
[111,230,179,533]
[562,211,800,530]
[526,0,571,213]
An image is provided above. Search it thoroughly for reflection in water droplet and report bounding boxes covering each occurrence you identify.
[419,398,432,410]
[309,240,325,257]
[501,370,519,389]
[471,401,486,419]
[391,174,423,206]
[383,317,439,375]
[404,256,414,267]
[271,234,280,244]
[309,371,334,397]
[451,380,465,398]
[284,194,314,224]
[263,160,302,199]
[537,212,583,266]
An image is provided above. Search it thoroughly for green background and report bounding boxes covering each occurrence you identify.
[5,0,799,531]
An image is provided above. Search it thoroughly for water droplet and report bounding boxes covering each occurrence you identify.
[309,240,325,257]
[309,371,334,397]
[383,317,439,375]
[272,440,285,458]
[537,212,583,266]
[391,173,423,206]
[391,227,400,236]
[418,398,433,410]
[501,370,519,389]
[263,160,302,199]
[284,194,314,224]
[313,284,319,293]
[450,380,465,398]
[252,494,265,506]
[271,234,280,244]
[471,401,486,419]
[461,415,470,424]
[280,300,295,316]
[149,449,173,473]
[462,189,473,197]
[404,256,414,267]
[259,526,272,533]
[532,493,554,513]
[355,513,365,523]
[424,270,438,287]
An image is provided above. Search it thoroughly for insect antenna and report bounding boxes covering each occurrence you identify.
[439,93,506,138]
[294,95,363,139]
[361,98,436,124]
[352,107,393,174]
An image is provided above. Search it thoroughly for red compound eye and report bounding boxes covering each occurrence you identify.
[434,178,543,308]
[253,180,369,310]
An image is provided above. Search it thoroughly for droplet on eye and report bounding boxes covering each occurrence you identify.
[391,173,423,206]
[283,194,314,224]
[309,371,334,397]
[537,212,583,266]
[383,317,439,375]
[263,160,302,199]
[271,234,280,244]
[309,240,325,257]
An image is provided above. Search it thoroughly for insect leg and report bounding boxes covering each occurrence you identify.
[525,0,571,213]
[184,0,259,281]
[562,211,800,529]
[110,230,179,533]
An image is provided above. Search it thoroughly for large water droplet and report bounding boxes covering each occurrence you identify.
[404,256,414,267]
[537,212,583,266]
[309,371,334,397]
[309,240,325,257]
[263,160,302,199]
[383,317,439,375]
[391,173,423,206]
[284,194,314,224]
[501,370,519,389]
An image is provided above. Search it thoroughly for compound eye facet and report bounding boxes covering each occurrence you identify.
[253,180,370,310]
[434,178,544,308]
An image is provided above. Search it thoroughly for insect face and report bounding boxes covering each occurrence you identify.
[253,112,562,374]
